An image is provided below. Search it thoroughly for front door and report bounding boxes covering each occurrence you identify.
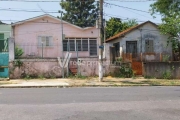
[126,41,137,58]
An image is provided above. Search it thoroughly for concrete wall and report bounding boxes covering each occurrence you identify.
[144,62,180,79]
[106,23,172,61]
[13,16,99,58]
[9,58,111,79]
[0,24,11,39]
[8,38,15,61]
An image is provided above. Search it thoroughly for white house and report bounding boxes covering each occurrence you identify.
[105,21,172,62]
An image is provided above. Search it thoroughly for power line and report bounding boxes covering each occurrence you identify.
[104,2,151,14]
[104,13,161,24]
[0,0,157,2]
[108,0,157,1]
[0,8,59,13]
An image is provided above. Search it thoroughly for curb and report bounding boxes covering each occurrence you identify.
[0,85,68,88]
[1,84,176,88]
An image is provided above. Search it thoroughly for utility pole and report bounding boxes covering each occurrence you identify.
[60,11,64,78]
[99,0,103,81]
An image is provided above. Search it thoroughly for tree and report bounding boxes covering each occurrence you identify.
[150,0,180,60]
[105,18,138,39]
[59,0,98,27]
[0,21,4,24]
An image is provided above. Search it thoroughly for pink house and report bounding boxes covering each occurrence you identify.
[12,14,99,58]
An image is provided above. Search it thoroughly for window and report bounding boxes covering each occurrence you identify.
[89,39,97,56]
[62,38,97,54]
[145,40,154,53]
[126,41,137,58]
[69,39,75,51]
[82,39,88,51]
[0,33,4,52]
[76,39,81,51]
[38,36,52,47]
[63,40,68,51]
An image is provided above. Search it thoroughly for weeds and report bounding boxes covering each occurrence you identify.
[38,74,45,80]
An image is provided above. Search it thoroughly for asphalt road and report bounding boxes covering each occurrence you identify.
[0,87,180,120]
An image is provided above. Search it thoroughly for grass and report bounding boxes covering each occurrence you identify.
[120,80,180,86]
[67,73,89,80]
[0,81,16,85]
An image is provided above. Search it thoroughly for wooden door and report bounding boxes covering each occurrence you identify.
[126,41,137,58]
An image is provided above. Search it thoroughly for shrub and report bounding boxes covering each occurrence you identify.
[15,46,24,59]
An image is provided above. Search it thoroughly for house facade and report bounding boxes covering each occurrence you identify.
[105,21,172,62]
[0,23,11,52]
[12,14,99,58]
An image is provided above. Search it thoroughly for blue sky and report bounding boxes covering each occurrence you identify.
[0,0,162,24]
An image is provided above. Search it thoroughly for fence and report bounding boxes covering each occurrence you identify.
[16,42,99,59]
[144,62,180,79]
[119,52,172,62]
[9,58,112,79]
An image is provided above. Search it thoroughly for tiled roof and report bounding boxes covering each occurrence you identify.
[106,21,157,42]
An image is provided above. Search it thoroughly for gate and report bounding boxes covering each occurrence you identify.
[0,37,9,78]
[132,61,142,75]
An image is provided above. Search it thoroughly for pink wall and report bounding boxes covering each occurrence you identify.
[13,15,99,58]
[9,58,111,79]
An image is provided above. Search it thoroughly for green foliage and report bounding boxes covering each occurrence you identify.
[113,64,134,78]
[106,18,138,39]
[162,70,171,79]
[75,74,87,79]
[38,74,45,80]
[24,74,32,80]
[68,73,87,79]
[150,0,180,53]
[162,66,175,79]
[15,46,24,59]
[144,75,155,79]
[59,0,98,27]
[116,57,122,62]
[14,59,23,68]
[50,75,56,79]
[162,55,170,62]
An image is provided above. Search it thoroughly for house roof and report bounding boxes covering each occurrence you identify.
[11,14,95,30]
[106,21,158,42]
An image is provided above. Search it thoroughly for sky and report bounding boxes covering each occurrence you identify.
[0,0,162,24]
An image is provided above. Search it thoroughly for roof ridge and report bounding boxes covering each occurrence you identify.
[106,21,157,42]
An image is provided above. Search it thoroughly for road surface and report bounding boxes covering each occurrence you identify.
[0,87,180,120]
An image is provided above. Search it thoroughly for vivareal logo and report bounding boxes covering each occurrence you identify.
[57,52,72,68]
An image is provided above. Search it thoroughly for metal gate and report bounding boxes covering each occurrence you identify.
[132,61,142,75]
[0,36,9,78]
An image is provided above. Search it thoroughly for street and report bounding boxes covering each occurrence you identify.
[0,87,180,120]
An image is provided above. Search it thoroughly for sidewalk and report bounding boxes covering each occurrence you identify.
[0,77,180,88]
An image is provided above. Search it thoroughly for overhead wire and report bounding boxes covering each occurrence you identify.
[0,0,158,2]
